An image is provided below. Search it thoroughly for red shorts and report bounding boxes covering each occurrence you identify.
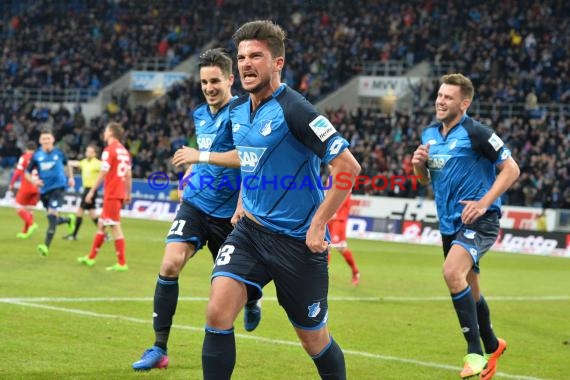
[16,190,40,206]
[328,219,347,247]
[100,199,122,226]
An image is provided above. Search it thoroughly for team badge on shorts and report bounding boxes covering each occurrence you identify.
[307,302,321,318]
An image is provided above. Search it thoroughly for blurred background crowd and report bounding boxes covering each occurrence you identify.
[1,0,568,208]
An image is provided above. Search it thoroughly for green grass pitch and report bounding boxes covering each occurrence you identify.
[1,206,569,379]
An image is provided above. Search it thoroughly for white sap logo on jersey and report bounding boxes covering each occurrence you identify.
[427,154,450,170]
[309,115,336,142]
[232,123,241,132]
[199,119,206,127]
[237,146,267,173]
[40,162,55,171]
[197,134,215,151]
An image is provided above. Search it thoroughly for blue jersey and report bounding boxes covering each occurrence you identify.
[182,100,240,218]
[230,84,349,239]
[422,114,511,235]
[27,148,69,194]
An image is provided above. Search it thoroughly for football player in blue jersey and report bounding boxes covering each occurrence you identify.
[173,20,360,380]
[25,128,76,256]
[132,48,261,371]
[412,73,519,379]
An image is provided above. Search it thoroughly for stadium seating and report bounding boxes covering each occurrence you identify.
[0,0,568,208]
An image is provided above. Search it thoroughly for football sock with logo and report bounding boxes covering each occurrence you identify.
[45,214,57,246]
[153,275,179,350]
[476,295,499,354]
[312,336,346,380]
[451,286,483,355]
[73,216,83,236]
[202,327,235,380]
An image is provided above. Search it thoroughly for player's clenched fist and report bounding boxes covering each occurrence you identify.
[412,144,430,166]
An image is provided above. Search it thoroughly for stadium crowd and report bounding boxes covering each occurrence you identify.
[1,0,569,209]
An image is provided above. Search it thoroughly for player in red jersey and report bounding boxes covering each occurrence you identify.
[327,191,360,285]
[9,142,40,239]
[77,122,132,271]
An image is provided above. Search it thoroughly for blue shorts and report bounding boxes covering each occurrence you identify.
[442,212,500,273]
[165,201,233,261]
[41,188,65,211]
[214,216,329,330]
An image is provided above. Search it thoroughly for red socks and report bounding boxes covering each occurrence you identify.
[17,208,33,231]
[88,232,106,259]
[341,249,359,274]
[115,238,126,265]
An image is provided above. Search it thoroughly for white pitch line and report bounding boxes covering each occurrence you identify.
[1,295,570,303]
[3,299,546,380]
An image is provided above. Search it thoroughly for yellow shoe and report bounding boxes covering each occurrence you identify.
[480,338,507,380]
[17,223,39,239]
[460,353,487,378]
[26,223,39,237]
[106,263,128,272]
[77,256,96,267]
[37,244,49,256]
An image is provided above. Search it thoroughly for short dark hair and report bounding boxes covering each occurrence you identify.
[199,48,233,77]
[106,122,124,140]
[441,73,475,101]
[25,141,37,150]
[232,20,286,59]
[39,127,53,136]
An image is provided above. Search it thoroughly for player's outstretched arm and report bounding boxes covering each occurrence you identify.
[171,146,240,168]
